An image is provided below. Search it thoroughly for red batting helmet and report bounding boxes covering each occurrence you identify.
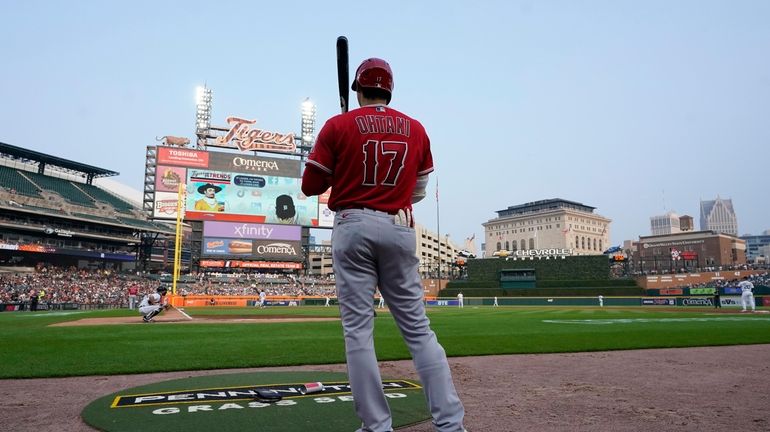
[351,58,394,98]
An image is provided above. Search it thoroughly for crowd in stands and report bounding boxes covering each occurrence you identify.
[0,265,338,307]
[684,272,770,290]
[634,263,768,276]
[179,272,337,297]
[0,266,155,306]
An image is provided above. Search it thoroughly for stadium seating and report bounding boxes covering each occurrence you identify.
[0,165,42,197]
[72,212,123,225]
[77,183,135,212]
[23,172,97,207]
[118,216,173,232]
[16,204,65,216]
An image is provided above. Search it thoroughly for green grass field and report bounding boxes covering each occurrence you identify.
[2,306,769,379]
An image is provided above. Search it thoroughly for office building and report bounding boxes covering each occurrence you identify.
[650,211,681,236]
[741,230,770,263]
[632,230,746,273]
[700,197,738,235]
[483,198,611,257]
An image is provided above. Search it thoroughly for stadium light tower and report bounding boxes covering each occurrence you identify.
[301,97,316,150]
[195,85,213,149]
[299,97,318,277]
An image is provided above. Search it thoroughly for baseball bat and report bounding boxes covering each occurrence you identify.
[336,36,349,113]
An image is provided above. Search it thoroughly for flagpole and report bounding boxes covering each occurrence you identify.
[436,177,441,283]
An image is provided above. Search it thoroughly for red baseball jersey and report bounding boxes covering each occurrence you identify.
[306,104,433,214]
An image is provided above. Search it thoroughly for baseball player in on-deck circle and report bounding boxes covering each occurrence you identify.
[738,276,756,312]
[139,286,168,322]
[301,57,466,432]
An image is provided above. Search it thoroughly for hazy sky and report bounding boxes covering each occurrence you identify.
[2,0,768,249]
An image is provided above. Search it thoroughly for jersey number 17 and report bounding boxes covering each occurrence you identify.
[362,140,407,187]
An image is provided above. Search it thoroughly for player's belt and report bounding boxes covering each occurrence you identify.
[338,207,414,227]
[338,207,397,215]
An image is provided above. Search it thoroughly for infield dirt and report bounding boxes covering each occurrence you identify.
[50,307,340,326]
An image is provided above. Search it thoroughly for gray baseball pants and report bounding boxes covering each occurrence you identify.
[332,209,465,432]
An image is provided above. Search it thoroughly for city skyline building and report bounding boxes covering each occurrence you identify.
[650,211,681,236]
[679,215,694,232]
[483,198,611,257]
[700,197,738,236]
[633,230,746,273]
[741,230,770,263]
[307,224,461,279]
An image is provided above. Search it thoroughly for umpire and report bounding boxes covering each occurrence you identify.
[713,288,721,309]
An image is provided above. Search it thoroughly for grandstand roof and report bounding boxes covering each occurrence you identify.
[0,142,118,178]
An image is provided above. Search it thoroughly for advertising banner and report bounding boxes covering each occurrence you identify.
[251,239,302,261]
[207,151,299,176]
[237,260,302,269]
[426,300,460,306]
[211,116,297,154]
[157,147,209,167]
[1,303,23,312]
[150,147,331,228]
[720,296,742,308]
[153,191,181,219]
[155,166,187,192]
[0,242,19,250]
[690,288,716,295]
[201,238,302,261]
[0,243,134,261]
[198,260,303,269]
[659,288,684,296]
[202,221,301,241]
[185,169,318,226]
[641,298,676,306]
[724,287,742,295]
[202,238,254,256]
[679,297,714,307]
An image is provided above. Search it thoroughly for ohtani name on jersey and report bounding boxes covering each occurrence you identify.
[355,115,410,137]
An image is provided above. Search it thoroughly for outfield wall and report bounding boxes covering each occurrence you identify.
[162,294,768,309]
[427,296,768,308]
[168,295,340,308]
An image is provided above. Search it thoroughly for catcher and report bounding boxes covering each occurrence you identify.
[139,286,169,323]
